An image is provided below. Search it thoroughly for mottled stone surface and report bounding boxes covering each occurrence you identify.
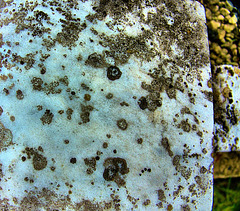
[0,0,213,210]
[213,65,240,152]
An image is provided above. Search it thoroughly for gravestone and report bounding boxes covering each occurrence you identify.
[0,0,213,210]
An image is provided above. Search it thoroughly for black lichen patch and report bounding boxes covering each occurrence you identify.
[16,90,24,100]
[117,119,128,130]
[40,109,54,125]
[161,137,173,157]
[138,97,148,110]
[70,158,77,164]
[85,52,105,68]
[107,66,122,81]
[103,157,129,187]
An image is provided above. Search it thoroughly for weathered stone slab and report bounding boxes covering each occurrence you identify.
[0,0,213,210]
[213,65,240,152]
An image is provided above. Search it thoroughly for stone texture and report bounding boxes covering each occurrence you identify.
[0,0,213,210]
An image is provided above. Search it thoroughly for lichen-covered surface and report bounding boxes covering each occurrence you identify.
[0,0,213,210]
[213,65,240,152]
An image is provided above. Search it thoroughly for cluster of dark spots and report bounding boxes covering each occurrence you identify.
[37,105,43,111]
[107,66,122,81]
[84,157,98,175]
[202,90,213,102]
[12,53,36,70]
[3,88,9,95]
[66,108,73,120]
[16,89,24,100]
[106,93,113,99]
[157,189,166,201]
[40,109,54,125]
[120,101,129,106]
[173,185,184,197]
[58,110,64,114]
[56,14,87,47]
[22,147,47,171]
[139,167,151,176]
[31,77,43,91]
[24,177,34,183]
[161,137,173,157]
[103,157,129,187]
[81,83,90,91]
[93,0,141,20]
[80,104,94,124]
[59,76,69,86]
[34,10,49,22]
[76,200,102,211]
[194,176,207,191]
[178,120,191,132]
[70,157,77,164]
[50,166,56,171]
[143,199,151,206]
[172,155,192,180]
[85,52,105,68]
[117,118,128,130]
[226,105,238,125]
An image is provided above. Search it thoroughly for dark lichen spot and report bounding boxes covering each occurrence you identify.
[106,93,113,99]
[85,52,105,68]
[84,94,91,101]
[143,199,151,206]
[103,157,129,187]
[157,189,166,201]
[138,97,148,110]
[31,77,43,91]
[107,66,122,81]
[161,137,173,157]
[117,119,128,130]
[180,120,191,132]
[16,90,24,100]
[40,109,54,125]
[137,138,143,144]
[32,153,47,170]
[64,139,69,144]
[70,158,77,164]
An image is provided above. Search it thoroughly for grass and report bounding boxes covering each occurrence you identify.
[213,178,240,211]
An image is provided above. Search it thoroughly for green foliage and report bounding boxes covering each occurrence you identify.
[213,178,240,211]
